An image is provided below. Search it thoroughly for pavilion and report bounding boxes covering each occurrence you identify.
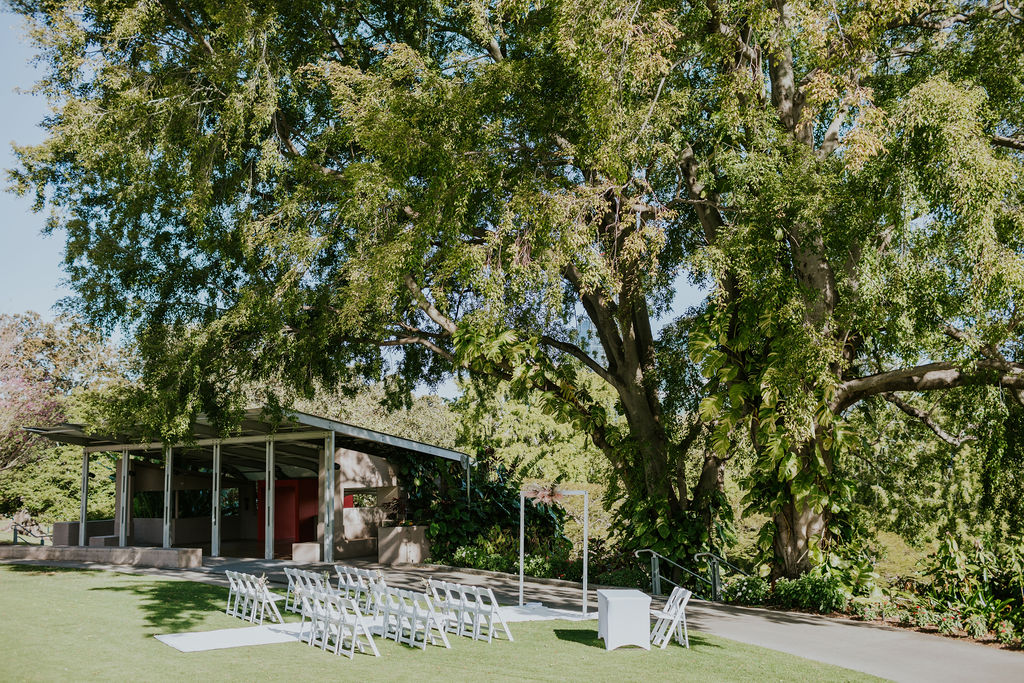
[26,409,470,562]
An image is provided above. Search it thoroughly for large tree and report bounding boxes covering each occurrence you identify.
[7,0,1023,576]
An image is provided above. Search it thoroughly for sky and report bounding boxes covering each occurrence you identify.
[0,11,706,332]
[1,11,72,319]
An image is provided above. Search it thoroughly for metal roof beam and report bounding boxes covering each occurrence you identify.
[83,429,331,454]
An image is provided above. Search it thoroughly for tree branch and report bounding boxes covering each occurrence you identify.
[818,102,850,159]
[403,274,457,335]
[158,0,215,56]
[274,111,342,177]
[992,134,1024,152]
[832,359,1024,413]
[379,336,455,362]
[539,335,617,387]
[942,323,1024,406]
[882,393,976,448]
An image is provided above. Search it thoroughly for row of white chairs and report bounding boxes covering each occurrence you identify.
[225,570,285,625]
[229,566,513,657]
[283,567,333,614]
[371,585,451,650]
[650,586,691,649]
[426,578,513,642]
[296,585,380,658]
[335,565,385,612]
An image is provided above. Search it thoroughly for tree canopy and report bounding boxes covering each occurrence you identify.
[7,0,1023,576]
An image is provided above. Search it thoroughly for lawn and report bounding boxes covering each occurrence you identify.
[0,565,884,682]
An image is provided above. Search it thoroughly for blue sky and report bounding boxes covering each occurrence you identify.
[1,11,71,319]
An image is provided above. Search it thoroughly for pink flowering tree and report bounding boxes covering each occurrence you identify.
[0,313,121,472]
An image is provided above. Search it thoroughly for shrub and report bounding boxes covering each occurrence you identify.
[594,567,648,589]
[850,599,882,621]
[996,620,1018,646]
[936,611,963,635]
[722,575,770,605]
[772,574,848,613]
[965,614,989,639]
[914,607,938,628]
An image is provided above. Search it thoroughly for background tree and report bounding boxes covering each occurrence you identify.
[0,313,120,471]
[0,313,122,519]
[453,376,613,483]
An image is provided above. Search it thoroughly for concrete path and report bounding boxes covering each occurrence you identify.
[5,556,1024,682]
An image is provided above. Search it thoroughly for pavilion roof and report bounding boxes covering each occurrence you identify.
[26,408,467,481]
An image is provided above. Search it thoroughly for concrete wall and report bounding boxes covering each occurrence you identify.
[343,507,387,540]
[132,518,163,545]
[377,526,430,565]
[335,448,398,488]
[0,544,201,568]
[52,519,115,546]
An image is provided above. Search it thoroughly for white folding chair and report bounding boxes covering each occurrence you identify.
[650,586,691,649]
[451,582,479,637]
[322,594,381,658]
[225,571,241,617]
[475,586,513,642]
[236,573,259,622]
[283,567,299,613]
[427,578,458,634]
[253,577,285,625]
[334,565,356,599]
[419,592,452,649]
[307,590,332,650]
[376,586,406,642]
[355,568,382,612]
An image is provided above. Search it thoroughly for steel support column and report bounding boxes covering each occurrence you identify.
[118,448,130,546]
[79,449,89,546]
[264,437,275,560]
[324,431,335,563]
[162,445,173,548]
[211,441,221,557]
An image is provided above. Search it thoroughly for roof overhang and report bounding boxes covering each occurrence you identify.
[25,408,469,481]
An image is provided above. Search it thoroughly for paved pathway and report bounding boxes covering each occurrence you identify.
[5,556,1024,682]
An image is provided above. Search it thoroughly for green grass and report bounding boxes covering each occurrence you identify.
[0,566,884,682]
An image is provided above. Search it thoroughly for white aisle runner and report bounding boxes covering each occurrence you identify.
[157,605,593,652]
[499,603,598,622]
[155,622,305,652]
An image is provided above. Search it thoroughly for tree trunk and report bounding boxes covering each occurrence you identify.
[616,380,677,505]
[693,454,726,542]
[772,496,827,579]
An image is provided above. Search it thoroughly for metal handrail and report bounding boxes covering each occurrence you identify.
[694,552,749,577]
[634,549,710,600]
[7,520,51,545]
[694,551,749,601]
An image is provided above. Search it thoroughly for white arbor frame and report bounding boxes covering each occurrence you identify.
[518,489,589,615]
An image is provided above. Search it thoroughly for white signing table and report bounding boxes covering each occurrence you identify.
[597,589,651,650]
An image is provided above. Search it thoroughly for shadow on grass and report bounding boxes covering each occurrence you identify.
[90,579,227,635]
[554,627,720,652]
[553,628,603,648]
[4,564,97,574]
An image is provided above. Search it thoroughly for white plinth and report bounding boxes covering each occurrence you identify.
[597,589,652,651]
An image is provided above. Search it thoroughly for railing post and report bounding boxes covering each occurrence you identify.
[710,557,722,602]
[12,526,17,545]
[651,555,661,595]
